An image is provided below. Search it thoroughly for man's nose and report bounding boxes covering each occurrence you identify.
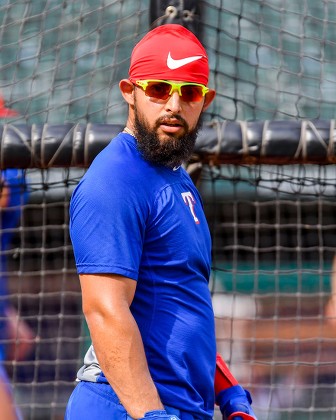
[165,91,182,113]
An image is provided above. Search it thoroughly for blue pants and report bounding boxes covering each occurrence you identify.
[65,381,211,420]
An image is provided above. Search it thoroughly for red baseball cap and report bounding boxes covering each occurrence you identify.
[129,24,209,85]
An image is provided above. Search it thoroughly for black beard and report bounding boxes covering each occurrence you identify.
[134,109,201,168]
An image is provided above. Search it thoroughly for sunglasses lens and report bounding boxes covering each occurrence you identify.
[180,85,204,102]
[145,82,171,100]
[140,81,206,102]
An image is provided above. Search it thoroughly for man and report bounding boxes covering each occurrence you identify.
[0,97,33,420]
[0,168,32,420]
[65,24,256,420]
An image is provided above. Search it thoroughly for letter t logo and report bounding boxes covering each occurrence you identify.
[181,192,200,224]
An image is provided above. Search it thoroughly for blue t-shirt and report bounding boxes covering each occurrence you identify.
[70,133,216,417]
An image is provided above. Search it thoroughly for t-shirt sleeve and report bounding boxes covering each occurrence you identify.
[69,171,147,280]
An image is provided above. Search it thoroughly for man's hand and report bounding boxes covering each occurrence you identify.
[216,385,257,420]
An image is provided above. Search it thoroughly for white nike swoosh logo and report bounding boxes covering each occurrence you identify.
[167,52,203,69]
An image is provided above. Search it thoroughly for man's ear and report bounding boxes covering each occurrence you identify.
[119,79,135,105]
[202,89,216,111]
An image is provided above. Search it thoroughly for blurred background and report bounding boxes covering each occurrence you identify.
[1,1,336,419]
[2,0,336,124]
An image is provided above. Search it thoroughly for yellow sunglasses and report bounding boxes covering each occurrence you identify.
[134,80,209,102]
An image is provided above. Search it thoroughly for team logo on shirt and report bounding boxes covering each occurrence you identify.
[181,192,200,224]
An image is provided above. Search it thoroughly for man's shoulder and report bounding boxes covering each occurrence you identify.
[88,133,141,175]
[99,132,138,161]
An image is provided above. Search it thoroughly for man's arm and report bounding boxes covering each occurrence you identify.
[0,181,9,208]
[80,273,164,419]
[5,306,34,361]
[0,379,17,420]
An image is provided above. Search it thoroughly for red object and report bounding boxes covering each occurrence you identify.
[215,353,239,395]
[0,96,18,118]
[129,24,209,85]
[216,353,256,419]
[228,413,255,420]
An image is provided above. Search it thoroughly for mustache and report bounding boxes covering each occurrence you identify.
[155,114,188,129]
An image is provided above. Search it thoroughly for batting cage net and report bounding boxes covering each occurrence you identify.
[0,1,336,420]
